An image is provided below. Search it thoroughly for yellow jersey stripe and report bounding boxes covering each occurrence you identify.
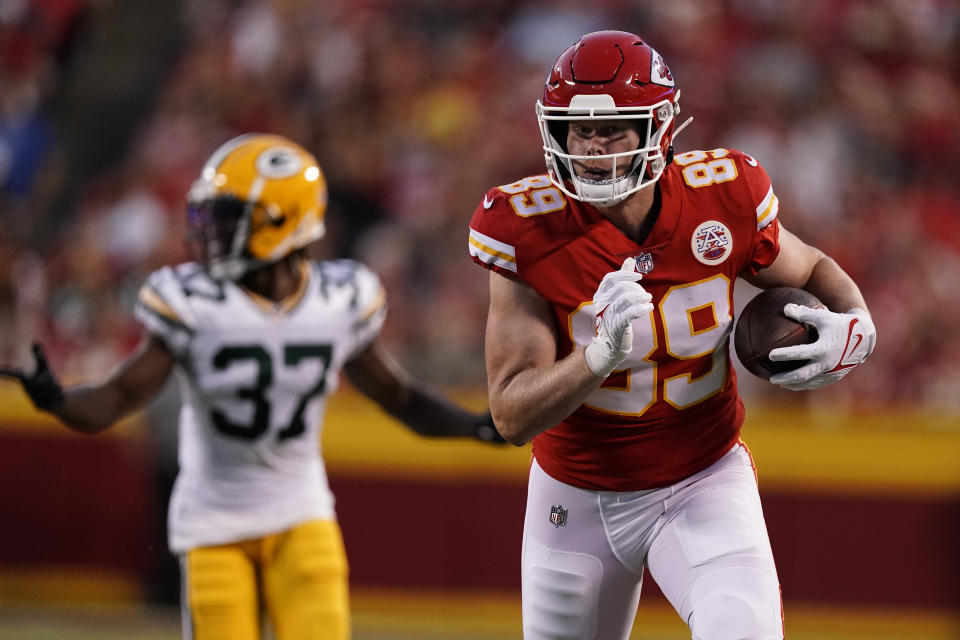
[755,185,774,218]
[468,228,515,258]
[137,285,184,324]
[757,194,779,226]
[357,288,387,323]
[469,236,516,264]
[279,260,312,314]
[755,185,779,230]
[240,260,313,316]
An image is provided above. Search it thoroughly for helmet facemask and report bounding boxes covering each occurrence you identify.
[187,192,257,281]
[537,93,681,207]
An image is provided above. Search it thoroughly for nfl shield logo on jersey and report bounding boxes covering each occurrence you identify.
[691,220,733,266]
[549,505,567,527]
[633,252,654,274]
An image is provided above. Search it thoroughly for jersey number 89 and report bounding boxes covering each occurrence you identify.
[570,275,732,415]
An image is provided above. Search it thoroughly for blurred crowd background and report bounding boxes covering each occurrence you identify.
[1,0,958,409]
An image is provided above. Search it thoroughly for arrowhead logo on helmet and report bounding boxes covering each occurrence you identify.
[650,51,674,87]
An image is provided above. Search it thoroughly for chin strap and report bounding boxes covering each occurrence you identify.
[673,116,693,140]
[664,114,694,166]
[670,90,693,142]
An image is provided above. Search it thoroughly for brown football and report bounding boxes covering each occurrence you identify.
[734,287,825,380]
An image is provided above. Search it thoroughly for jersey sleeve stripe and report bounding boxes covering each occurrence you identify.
[357,287,387,323]
[468,228,517,273]
[353,305,387,332]
[134,300,193,335]
[469,228,515,257]
[755,186,779,230]
[138,285,185,324]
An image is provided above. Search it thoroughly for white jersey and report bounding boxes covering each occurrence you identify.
[135,259,386,552]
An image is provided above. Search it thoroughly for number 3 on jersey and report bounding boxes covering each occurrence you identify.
[570,275,732,415]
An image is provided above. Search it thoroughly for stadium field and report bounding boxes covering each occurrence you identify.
[1,594,957,640]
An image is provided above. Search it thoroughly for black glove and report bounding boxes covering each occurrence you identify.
[473,410,506,444]
[0,343,65,411]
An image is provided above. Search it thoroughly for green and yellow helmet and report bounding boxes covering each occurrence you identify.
[187,133,328,280]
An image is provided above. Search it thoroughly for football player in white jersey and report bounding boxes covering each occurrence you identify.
[0,133,502,640]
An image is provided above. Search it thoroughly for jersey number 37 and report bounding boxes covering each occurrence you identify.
[210,343,332,441]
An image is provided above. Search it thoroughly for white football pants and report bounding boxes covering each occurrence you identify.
[521,444,783,640]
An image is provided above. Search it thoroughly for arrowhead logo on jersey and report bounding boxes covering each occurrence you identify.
[691,220,733,266]
[549,505,568,527]
[633,252,654,274]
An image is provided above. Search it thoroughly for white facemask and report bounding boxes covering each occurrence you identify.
[536,93,691,206]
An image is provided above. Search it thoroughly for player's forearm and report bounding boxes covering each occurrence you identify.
[383,384,480,438]
[345,341,483,438]
[802,256,869,315]
[490,347,601,446]
[53,384,135,434]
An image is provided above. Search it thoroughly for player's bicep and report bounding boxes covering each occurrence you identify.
[743,225,823,290]
[107,334,176,414]
[485,270,557,394]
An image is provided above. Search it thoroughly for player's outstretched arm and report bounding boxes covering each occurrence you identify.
[344,338,504,443]
[0,335,174,434]
[485,260,653,446]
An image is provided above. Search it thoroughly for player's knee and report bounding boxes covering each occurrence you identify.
[685,563,782,640]
[689,591,781,640]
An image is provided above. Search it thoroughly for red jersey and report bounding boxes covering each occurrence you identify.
[469,149,780,490]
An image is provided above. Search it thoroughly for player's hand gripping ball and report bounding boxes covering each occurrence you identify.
[734,287,824,380]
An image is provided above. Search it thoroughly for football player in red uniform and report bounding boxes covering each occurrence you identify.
[468,31,876,640]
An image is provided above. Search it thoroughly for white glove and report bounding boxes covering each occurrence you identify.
[583,258,654,377]
[769,305,876,391]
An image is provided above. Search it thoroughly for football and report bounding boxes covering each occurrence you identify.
[734,287,825,380]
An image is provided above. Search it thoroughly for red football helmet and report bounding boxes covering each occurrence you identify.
[536,31,691,206]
